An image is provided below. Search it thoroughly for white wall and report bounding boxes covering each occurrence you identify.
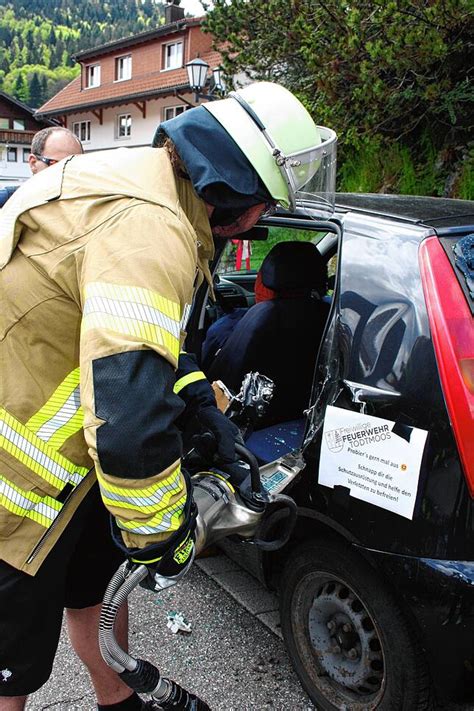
[66,94,194,153]
[0,144,32,183]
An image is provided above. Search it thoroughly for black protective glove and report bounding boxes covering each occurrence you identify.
[111,484,197,592]
[174,352,241,462]
[130,528,196,592]
[196,405,242,463]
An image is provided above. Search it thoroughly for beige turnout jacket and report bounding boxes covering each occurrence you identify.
[0,146,214,574]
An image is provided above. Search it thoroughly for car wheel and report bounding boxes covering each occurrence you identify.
[279,540,434,710]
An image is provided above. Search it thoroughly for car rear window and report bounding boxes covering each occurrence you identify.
[440,234,474,315]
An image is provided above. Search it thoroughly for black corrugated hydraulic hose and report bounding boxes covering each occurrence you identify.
[99,562,210,710]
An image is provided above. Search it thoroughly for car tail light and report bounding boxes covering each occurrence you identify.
[419,236,474,495]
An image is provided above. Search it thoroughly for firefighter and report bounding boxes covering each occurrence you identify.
[0,81,336,710]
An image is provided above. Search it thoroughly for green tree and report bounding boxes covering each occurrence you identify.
[204,0,473,148]
[28,71,42,107]
[204,0,474,197]
[13,72,29,102]
[40,73,47,99]
[47,26,56,46]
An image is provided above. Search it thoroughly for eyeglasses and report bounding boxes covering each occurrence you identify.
[34,154,58,167]
[261,202,278,218]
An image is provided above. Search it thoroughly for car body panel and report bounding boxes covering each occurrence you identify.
[307,212,473,560]
[201,194,474,702]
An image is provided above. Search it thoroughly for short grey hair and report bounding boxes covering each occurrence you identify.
[31,126,83,156]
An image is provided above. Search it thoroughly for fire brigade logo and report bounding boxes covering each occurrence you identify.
[325,428,344,453]
[173,537,194,565]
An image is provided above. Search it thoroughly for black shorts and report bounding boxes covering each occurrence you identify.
[0,484,124,696]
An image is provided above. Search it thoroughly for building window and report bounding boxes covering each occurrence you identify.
[7,147,17,162]
[86,64,101,88]
[163,105,186,121]
[115,55,132,82]
[13,119,25,130]
[73,121,91,142]
[0,118,9,129]
[116,114,132,139]
[163,41,183,70]
[23,147,30,162]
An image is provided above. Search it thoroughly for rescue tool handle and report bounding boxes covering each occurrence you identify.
[234,441,262,495]
[230,444,297,550]
[188,433,262,496]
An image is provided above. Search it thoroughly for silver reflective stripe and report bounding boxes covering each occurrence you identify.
[35,386,81,442]
[83,295,180,339]
[0,476,61,527]
[117,498,185,535]
[0,420,83,487]
[180,303,192,331]
[31,500,60,521]
[100,474,181,510]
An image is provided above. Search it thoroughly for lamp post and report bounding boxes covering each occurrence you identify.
[185,58,226,103]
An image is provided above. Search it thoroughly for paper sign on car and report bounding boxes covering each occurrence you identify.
[318,406,428,520]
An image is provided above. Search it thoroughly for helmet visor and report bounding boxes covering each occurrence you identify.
[223,91,337,217]
[282,126,337,217]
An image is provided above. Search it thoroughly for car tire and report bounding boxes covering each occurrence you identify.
[279,540,435,710]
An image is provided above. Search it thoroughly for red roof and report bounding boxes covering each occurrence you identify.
[37,48,222,117]
[74,17,204,61]
[36,16,222,118]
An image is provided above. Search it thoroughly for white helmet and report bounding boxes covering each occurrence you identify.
[203,81,337,216]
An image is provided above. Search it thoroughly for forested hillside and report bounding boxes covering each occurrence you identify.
[0,0,168,107]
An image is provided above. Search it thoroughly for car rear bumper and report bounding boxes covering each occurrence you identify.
[358,546,474,703]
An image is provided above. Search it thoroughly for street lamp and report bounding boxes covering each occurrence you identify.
[185,58,226,102]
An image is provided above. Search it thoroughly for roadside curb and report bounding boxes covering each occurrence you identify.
[196,554,283,639]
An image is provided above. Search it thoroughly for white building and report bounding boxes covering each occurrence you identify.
[0,91,54,184]
[35,2,222,153]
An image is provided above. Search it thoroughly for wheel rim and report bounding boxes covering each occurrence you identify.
[292,571,385,709]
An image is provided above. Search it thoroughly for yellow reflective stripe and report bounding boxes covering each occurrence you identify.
[0,408,89,491]
[209,471,236,494]
[82,282,181,360]
[173,371,206,395]
[46,409,84,452]
[85,282,181,321]
[83,312,180,360]
[26,368,84,449]
[116,493,187,535]
[131,554,162,564]
[0,474,62,529]
[97,465,184,514]
[27,368,80,431]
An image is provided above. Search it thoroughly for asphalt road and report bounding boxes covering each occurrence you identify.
[28,558,314,711]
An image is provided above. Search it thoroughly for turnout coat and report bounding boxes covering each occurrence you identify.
[0,147,214,574]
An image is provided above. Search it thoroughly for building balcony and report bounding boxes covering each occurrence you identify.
[0,129,36,145]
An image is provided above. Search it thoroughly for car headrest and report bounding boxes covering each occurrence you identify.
[261,241,327,293]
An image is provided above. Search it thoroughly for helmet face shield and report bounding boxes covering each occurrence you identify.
[282,127,337,217]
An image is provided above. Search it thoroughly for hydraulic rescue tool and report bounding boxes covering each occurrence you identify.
[99,373,300,710]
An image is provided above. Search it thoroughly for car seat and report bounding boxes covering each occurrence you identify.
[207,241,330,428]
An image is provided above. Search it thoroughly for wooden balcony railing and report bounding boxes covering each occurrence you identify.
[0,129,36,145]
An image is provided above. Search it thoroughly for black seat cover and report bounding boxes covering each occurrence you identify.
[207,242,330,427]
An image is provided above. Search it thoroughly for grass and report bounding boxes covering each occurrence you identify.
[457,146,474,200]
[338,133,473,199]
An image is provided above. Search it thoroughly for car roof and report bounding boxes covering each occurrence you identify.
[335,193,474,229]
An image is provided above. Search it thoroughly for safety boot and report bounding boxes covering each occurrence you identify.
[141,696,210,710]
